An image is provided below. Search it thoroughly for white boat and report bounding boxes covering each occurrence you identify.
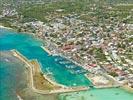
[59,61,71,64]
[55,58,63,62]
[70,69,86,74]
[65,65,77,69]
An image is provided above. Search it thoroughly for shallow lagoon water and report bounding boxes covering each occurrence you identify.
[59,88,133,100]
[0,28,91,86]
[0,52,27,100]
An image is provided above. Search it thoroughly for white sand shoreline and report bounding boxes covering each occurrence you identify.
[0,25,12,30]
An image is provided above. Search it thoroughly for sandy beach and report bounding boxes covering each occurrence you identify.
[122,85,133,93]
[0,25,12,30]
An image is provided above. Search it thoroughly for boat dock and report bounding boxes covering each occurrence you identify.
[94,85,120,89]
[58,54,85,69]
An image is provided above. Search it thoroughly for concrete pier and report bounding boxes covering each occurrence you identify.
[94,85,120,89]
[41,46,52,55]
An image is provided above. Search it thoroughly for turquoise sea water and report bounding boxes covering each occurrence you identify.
[59,88,133,100]
[0,61,18,100]
[0,28,91,86]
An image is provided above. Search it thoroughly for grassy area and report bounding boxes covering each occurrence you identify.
[0,0,133,28]
[18,0,93,22]
[89,47,107,61]
[0,17,16,28]
[0,0,133,24]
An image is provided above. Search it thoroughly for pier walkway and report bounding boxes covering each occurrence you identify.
[41,46,52,55]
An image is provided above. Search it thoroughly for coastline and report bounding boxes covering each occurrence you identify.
[0,25,83,70]
[0,25,44,45]
[1,26,89,94]
[0,25,35,36]
[1,25,132,95]
[0,25,13,30]
[121,85,133,93]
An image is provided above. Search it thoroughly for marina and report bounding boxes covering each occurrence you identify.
[0,28,133,99]
[0,28,91,87]
[11,50,90,94]
[1,0,133,99]
[65,65,77,69]
[54,56,88,75]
